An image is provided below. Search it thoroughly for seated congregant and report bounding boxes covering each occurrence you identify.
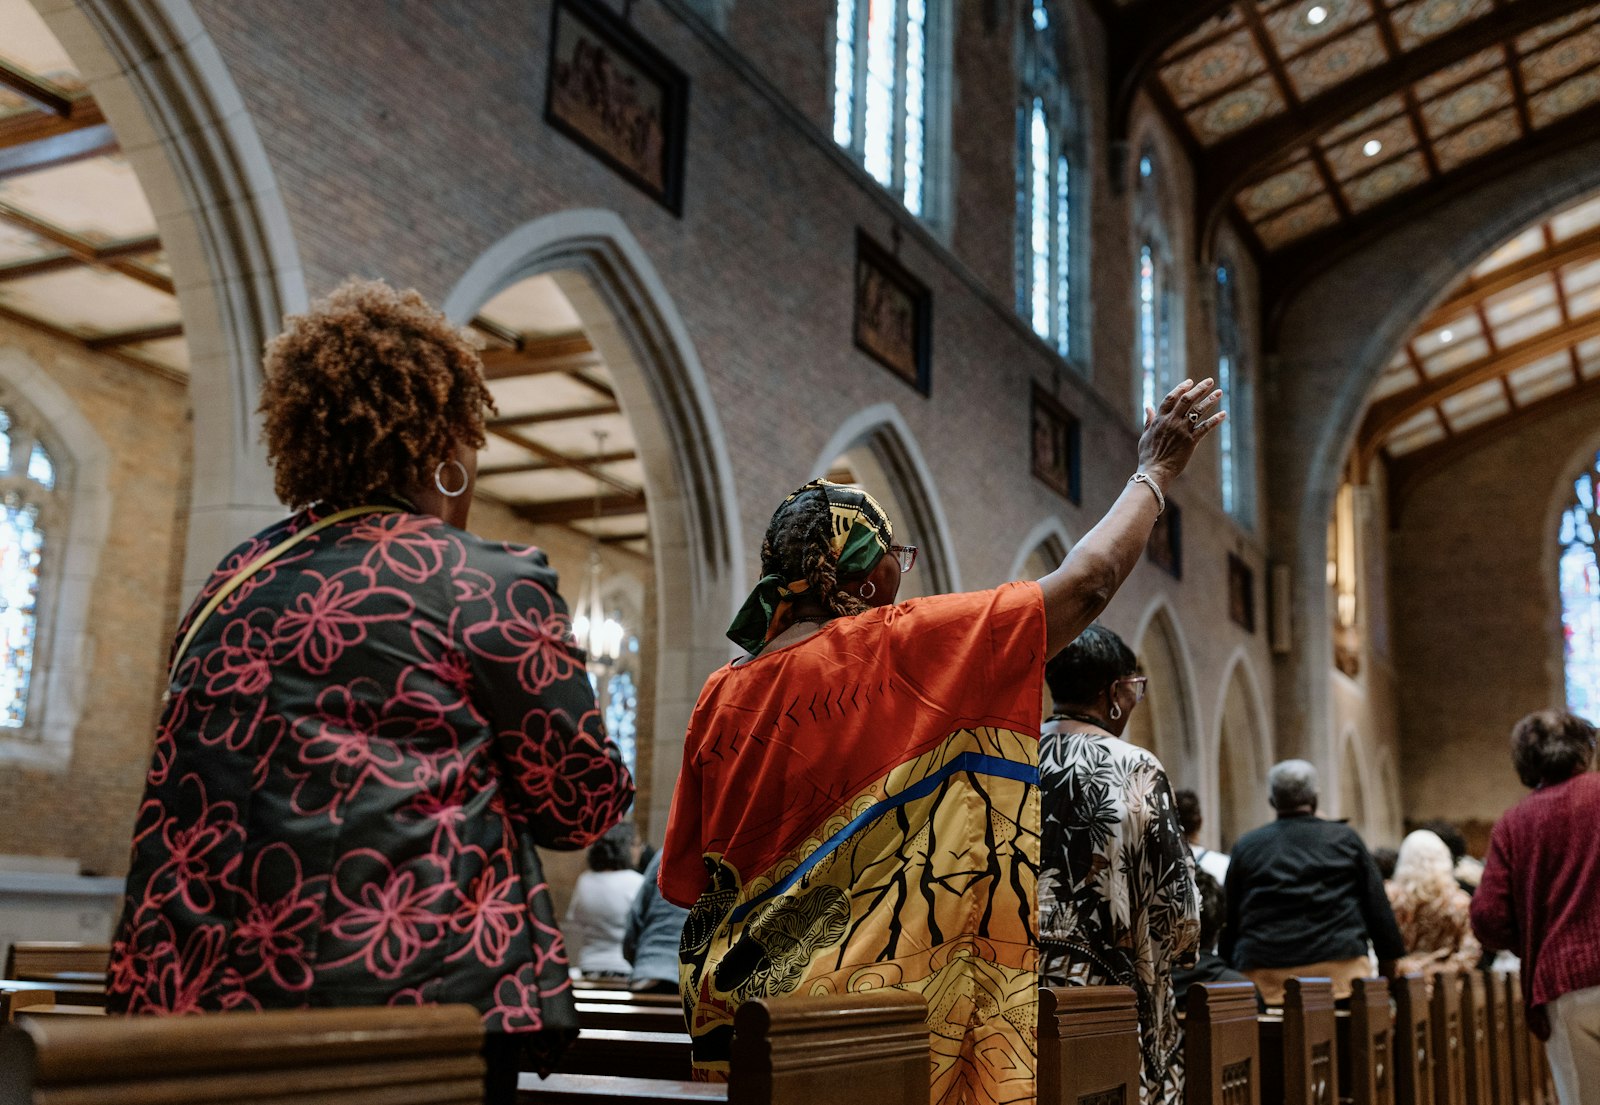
[565,823,645,979]
[104,281,635,1105]
[1222,760,1404,1005]
[1386,829,1481,985]
[1172,869,1258,1013]
[624,849,690,995]
[1039,625,1199,1105]
[1175,788,1230,885]
[658,378,1225,1102]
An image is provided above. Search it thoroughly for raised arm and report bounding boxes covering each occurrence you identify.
[1038,378,1225,655]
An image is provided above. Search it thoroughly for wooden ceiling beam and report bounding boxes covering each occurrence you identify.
[1420,224,1600,330]
[487,402,620,430]
[1266,100,1600,326]
[485,426,638,497]
[0,234,162,284]
[468,315,523,349]
[0,121,116,181]
[1199,0,1598,248]
[0,203,173,295]
[1361,310,1600,448]
[511,491,648,526]
[478,448,636,478]
[0,98,105,152]
[600,532,649,545]
[1106,0,1236,149]
[85,321,184,349]
[0,61,72,117]
[0,301,183,385]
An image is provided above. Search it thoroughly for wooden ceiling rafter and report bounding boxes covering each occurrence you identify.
[511,491,648,526]
[0,300,179,384]
[1422,222,1600,329]
[1194,0,1600,248]
[478,448,637,479]
[1104,0,1237,149]
[0,203,173,295]
[485,424,638,498]
[1362,308,1600,459]
[487,401,621,430]
[0,60,72,117]
[84,321,183,349]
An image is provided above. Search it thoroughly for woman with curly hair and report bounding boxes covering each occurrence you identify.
[659,377,1225,1104]
[106,279,634,1101]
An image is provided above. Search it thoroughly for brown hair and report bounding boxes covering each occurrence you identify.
[259,278,495,509]
[1510,709,1596,789]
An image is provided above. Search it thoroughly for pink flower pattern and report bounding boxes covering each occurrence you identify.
[109,506,634,1043]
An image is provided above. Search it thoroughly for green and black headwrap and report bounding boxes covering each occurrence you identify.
[727,478,893,655]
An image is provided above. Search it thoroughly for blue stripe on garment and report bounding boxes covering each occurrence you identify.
[728,750,1039,924]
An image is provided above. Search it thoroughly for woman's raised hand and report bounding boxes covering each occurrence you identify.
[1139,377,1226,489]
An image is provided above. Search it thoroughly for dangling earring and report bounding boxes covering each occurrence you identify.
[859,581,877,601]
[435,459,468,498]
[1110,702,1123,721]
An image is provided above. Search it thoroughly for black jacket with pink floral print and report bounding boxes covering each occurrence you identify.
[107,505,634,1055]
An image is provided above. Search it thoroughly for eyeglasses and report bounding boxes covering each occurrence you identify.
[889,544,918,573]
[1114,675,1149,704]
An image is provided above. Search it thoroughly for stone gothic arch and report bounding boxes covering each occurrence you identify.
[1127,598,1200,789]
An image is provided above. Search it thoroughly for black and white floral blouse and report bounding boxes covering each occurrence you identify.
[1038,718,1200,1105]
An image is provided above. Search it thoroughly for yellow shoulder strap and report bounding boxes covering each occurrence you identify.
[166,504,400,691]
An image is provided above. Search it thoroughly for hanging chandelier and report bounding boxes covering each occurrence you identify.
[570,429,625,670]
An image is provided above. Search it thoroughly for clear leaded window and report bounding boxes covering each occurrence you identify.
[0,406,63,729]
[833,0,936,216]
[1015,0,1077,359]
[1561,455,1600,720]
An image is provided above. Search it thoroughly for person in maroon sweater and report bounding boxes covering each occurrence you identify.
[1471,709,1600,1105]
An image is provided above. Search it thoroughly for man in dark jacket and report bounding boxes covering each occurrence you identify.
[1472,710,1600,1105]
[1223,759,1405,1005]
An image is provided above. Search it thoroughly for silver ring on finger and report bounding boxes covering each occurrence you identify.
[1187,411,1200,425]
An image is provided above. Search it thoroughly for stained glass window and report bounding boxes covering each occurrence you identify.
[27,443,53,490]
[832,0,940,217]
[1015,0,1078,359]
[0,493,42,728]
[1561,456,1600,721]
[1216,263,1243,519]
[604,668,639,781]
[1135,148,1176,419]
[1140,243,1158,413]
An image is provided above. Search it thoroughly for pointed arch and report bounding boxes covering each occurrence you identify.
[1213,647,1272,849]
[1127,596,1201,788]
[442,208,744,834]
[810,403,962,597]
[1339,726,1373,839]
[1009,516,1075,582]
[27,0,306,589]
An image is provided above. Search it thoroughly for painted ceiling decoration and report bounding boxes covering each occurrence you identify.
[0,0,186,381]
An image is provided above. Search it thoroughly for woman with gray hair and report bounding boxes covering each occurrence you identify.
[1221,759,1405,1004]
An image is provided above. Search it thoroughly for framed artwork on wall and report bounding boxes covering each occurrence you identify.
[545,0,689,215]
[1228,553,1255,633]
[1030,385,1080,504]
[1146,501,1182,579]
[854,231,932,395]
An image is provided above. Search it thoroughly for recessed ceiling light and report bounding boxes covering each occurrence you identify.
[1363,138,1383,157]
[1439,329,1454,343]
[1306,4,1329,25]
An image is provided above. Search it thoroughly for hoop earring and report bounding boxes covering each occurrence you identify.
[434,459,469,498]
[1110,702,1123,721]
[858,581,877,601]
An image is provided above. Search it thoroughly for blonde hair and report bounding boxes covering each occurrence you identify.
[1392,829,1457,902]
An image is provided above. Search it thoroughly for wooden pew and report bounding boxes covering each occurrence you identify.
[1261,977,1338,1105]
[1505,973,1532,1105]
[1458,972,1493,1105]
[1431,972,1467,1105]
[1393,975,1436,1105]
[0,978,104,1009]
[1339,976,1395,1105]
[574,1000,687,1034]
[3,943,109,985]
[1483,972,1515,1105]
[0,1003,485,1104]
[1037,985,1142,1105]
[573,988,682,1007]
[0,988,54,1025]
[561,1027,694,1081]
[524,988,930,1105]
[1185,981,1263,1105]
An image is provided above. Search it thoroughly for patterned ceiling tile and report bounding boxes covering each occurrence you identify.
[1510,352,1578,405]
[1553,195,1600,239]
[1163,8,1247,61]
[1162,29,1268,110]
[1443,391,1511,433]
[1414,48,1505,101]
[1565,281,1600,317]
[1284,24,1388,100]
[1432,109,1522,172]
[1324,115,1419,179]
[1342,151,1430,211]
[1497,303,1564,346]
[1322,93,1409,145]
[1531,69,1600,127]
[1188,75,1290,144]
[1561,256,1600,294]
[1371,362,1424,399]
[1473,225,1544,276]
[1419,333,1490,375]
[1254,194,1342,248]
[1263,0,1375,57]
[1420,72,1514,135]
[1385,409,1448,455]
[1391,0,1494,49]
[1239,158,1323,219]
[1580,336,1600,376]
[1484,277,1558,325]
[1416,311,1482,358]
[1521,27,1600,93]
[1515,7,1600,54]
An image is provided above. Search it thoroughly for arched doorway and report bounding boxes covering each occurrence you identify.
[1216,656,1268,849]
[443,210,743,844]
[1341,731,1369,839]
[1127,602,1197,788]
[811,404,960,599]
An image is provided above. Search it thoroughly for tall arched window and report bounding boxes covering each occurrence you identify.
[1015,0,1080,360]
[0,404,66,729]
[832,0,945,219]
[1560,451,1600,720]
[1134,145,1176,418]
[1216,261,1253,525]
